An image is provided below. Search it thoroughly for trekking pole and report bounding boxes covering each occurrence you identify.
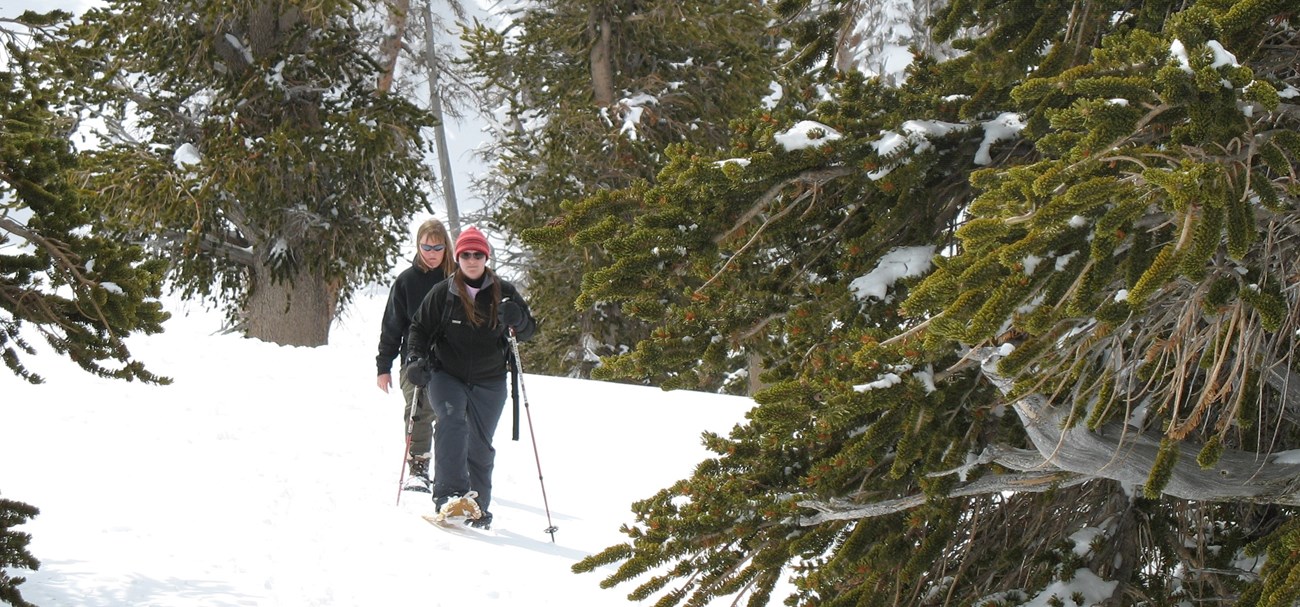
[508,328,558,542]
[395,385,421,506]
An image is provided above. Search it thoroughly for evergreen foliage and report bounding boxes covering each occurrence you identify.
[553,0,1300,605]
[462,0,780,378]
[0,495,39,607]
[49,0,437,346]
[2,11,168,384]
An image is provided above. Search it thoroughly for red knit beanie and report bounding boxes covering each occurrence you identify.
[455,226,491,259]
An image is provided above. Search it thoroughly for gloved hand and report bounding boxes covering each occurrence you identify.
[499,301,524,330]
[403,357,432,386]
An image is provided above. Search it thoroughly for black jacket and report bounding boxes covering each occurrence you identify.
[407,273,536,384]
[375,260,447,375]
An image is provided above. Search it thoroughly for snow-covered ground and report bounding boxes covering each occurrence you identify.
[1,285,753,606]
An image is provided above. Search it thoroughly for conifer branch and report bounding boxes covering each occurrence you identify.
[153,228,256,267]
[878,317,931,347]
[0,215,120,339]
[805,346,1300,524]
[700,167,855,294]
[701,184,811,291]
[797,470,1087,524]
[974,348,1300,506]
[714,167,855,246]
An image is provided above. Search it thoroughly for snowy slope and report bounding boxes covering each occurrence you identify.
[1,285,753,606]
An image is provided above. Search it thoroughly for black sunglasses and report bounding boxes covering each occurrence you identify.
[420,244,446,252]
[458,251,487,260]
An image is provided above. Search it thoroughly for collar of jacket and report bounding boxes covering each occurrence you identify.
[457,273,496,297]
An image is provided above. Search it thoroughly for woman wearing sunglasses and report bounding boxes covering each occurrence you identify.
[405,226,537,529]
[375,218,455,493]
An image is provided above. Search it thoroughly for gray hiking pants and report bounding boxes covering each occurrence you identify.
[427,370,508,513]
[398,365,434,458]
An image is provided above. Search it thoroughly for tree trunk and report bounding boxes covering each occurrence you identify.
[747,349,766,396]
[244,265,337,347]
[378,0,411,93]
[423,1,460,235]
[588,11,614,106]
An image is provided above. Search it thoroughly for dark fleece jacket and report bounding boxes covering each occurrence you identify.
[407,273,536,384]
[375,259,447,375]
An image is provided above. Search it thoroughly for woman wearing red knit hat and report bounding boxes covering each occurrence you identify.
[404,226,536,529]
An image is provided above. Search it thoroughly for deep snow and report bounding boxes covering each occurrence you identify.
[1,285,754,606]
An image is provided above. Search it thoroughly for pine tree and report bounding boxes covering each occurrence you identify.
[564,1,1300,605]
[462,0,780,378]
[2,11,168,606]
[0,495,39,607]
[53,0,437,347]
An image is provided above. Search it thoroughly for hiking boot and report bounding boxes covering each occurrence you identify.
[403,457,431,493]
[402,475,431,492]
[466,511,493,530]
[408,456,430,481]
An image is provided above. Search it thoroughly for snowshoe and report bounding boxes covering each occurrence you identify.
[433,491,483,523]
[402,475,431,493]
[465,511,492,530]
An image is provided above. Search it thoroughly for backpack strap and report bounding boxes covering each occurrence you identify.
[440,282,455,335]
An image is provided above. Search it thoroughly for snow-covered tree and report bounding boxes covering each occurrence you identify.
[57,0,437,346]
[561,0,1300,605]
[462,0,781,378]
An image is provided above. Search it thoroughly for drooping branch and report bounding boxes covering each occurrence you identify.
[715,166,856,245]
[1265,362,1300,424]
[798,469,1088,525]
[798,346,1300,525]
[0,215,118,336]
[973,348,1300,506]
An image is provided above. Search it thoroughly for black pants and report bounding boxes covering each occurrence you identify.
[427,370,508,513]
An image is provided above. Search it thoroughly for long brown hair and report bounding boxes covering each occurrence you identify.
[453,267,501,328]
[414,219,455,276]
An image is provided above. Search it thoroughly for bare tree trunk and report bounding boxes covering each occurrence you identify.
[245,265,337,347]
[248,0,279,56]
[575,308,599,378]
[423,1,460,235]
[378,0,411,93]
[588,9,614,106]
[747,350,766,396]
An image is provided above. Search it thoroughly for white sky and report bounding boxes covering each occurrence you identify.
[0,0,100,16]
